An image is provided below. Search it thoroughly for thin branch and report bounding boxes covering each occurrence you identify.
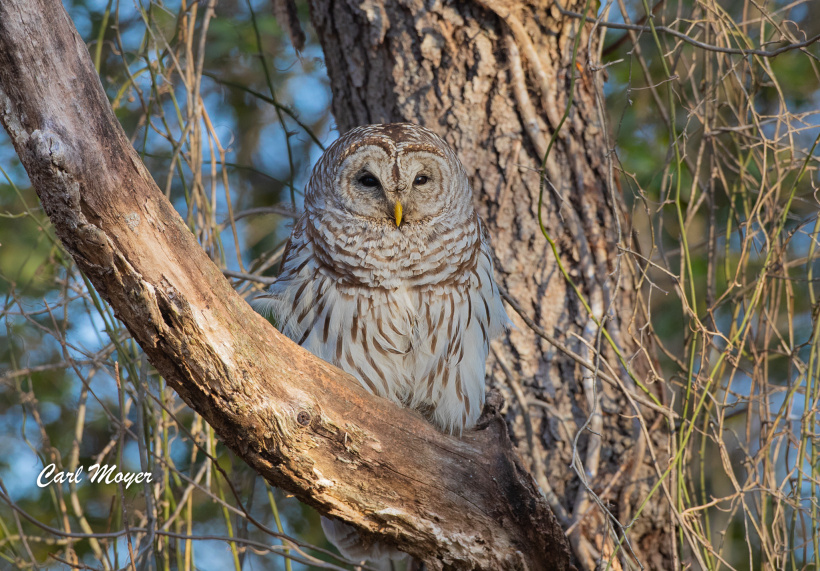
[560,7,820,57]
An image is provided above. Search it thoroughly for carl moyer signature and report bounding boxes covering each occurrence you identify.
[37,463,152,490]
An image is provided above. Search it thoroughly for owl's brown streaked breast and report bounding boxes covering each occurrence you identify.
[305,210,482,290]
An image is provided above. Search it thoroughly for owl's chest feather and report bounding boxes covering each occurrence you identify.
[256,212,507,433]
[307,212,479,290]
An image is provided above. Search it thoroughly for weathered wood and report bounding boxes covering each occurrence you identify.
[308,1,672,568]
[0,1,572,569]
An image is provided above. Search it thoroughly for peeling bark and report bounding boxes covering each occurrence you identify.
[308,1,673,568]
[0,1,573,569]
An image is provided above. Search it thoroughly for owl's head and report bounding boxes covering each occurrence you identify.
[306,123,473,227]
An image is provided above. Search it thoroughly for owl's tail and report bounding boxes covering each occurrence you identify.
[321,516,408,570]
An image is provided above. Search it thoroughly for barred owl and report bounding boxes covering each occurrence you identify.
[253,123,509,562]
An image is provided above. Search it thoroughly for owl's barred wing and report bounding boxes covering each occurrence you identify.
[250,217,313,335]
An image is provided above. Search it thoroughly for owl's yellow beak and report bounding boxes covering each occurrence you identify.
[394,201,403,227]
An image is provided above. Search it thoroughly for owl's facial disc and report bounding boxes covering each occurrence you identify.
[337,146,452,228]
[334,141,456,230]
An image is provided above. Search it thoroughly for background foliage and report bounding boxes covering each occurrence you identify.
[0,0,818,569]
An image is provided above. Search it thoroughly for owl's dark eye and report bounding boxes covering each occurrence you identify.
[358,174,380,187]
[414,175,429,185]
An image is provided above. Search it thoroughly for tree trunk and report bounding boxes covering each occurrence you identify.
[308,1,673,568]
[0,1,572,569]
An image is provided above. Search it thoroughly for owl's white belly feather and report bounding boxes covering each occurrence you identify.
[255,214,509,434]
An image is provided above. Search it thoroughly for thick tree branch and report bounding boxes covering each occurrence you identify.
[0,1,572,569]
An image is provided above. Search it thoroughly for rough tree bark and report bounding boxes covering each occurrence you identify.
[0,1,573,569]
[307,1,673,568]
